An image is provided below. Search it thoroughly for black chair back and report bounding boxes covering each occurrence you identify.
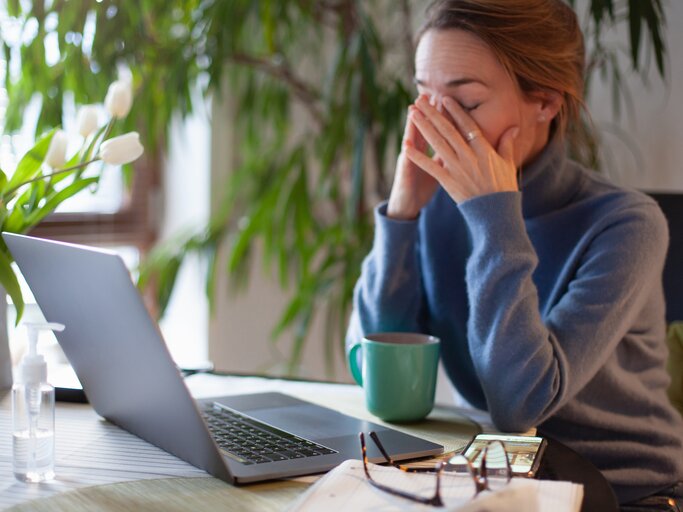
[647,192,683,323]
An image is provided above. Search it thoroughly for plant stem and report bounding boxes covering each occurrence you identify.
[228,52,324,127]
[3,158,101,199]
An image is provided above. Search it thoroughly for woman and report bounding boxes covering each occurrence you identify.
[346,0,683,508]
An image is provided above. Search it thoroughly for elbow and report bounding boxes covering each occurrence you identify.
[488,402,537,434]
[485,373,563,433]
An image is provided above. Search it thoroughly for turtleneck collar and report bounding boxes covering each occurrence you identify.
[518,137,582,219]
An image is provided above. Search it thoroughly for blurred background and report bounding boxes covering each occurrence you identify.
[0,0,680,399]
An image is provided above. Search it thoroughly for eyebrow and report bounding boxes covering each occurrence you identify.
[413,77,487,88]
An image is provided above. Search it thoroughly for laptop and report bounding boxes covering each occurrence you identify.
[4,232,443,484]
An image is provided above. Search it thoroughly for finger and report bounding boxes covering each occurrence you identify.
[405,114,428,153]
[404,144,476,204]
[409,107,460,165]
[403,142,449,183]
[442,96,492,153]
[415,96,472,160]
[497,126,520,164]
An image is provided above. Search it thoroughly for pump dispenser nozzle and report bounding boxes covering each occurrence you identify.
[19,323,65,386]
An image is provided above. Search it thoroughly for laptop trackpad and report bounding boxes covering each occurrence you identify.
[249,404,364,440]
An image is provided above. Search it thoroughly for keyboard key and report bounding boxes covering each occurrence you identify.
[261,453,288,461]
[203,403,338,464]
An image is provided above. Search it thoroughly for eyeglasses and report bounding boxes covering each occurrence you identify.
[359,431,512,508]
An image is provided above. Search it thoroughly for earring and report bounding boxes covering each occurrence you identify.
[538,114,547,123]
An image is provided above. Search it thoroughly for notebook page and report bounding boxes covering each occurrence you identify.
[524,478,584,511]
[289,460,583,512]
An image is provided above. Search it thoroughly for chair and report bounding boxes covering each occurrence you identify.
[647,192,683,323]
[647,192,683,417]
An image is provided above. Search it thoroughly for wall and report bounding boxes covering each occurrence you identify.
[208,92,349,381]
[586,0,683,191]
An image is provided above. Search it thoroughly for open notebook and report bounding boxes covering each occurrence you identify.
[288,459,583,512]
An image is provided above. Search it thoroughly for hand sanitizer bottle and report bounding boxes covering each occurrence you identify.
[12,322,65,482]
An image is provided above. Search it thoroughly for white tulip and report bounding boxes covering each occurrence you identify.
[99,132,144,165]
[76,105,99,138]
[104,79,133,119]
[45,130,68,169]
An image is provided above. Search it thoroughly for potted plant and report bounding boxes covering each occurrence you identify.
[0,78,144,389]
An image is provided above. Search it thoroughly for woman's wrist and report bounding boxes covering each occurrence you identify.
[387,194,420,220]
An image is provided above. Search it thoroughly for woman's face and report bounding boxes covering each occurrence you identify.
[414,29,555,167]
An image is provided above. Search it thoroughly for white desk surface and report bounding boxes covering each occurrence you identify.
[0,373,484,511]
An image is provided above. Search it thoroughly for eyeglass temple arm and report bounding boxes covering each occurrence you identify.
[359,433,373,479]
[359,432,445,507]
[369,431,398,466]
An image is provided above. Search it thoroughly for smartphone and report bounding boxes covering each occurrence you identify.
[463,433,547,478]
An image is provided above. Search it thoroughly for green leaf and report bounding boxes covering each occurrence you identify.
[156,256,182,316]
[628,0,642,70]
[642,0,666,77]
[205,243,219,315]
[24,177,98,226]
[348,115,366,223]
[5,129,56,195]
[271,294,304,341]
[0,248,24,323]
[4,201,28,233]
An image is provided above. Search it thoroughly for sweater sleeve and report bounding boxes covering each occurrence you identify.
[458,191,668,432]
[345,202,429,355]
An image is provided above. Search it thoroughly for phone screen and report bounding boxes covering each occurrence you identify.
[463,434,545,476]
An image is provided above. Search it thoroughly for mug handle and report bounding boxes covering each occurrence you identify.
[348,343,363,386]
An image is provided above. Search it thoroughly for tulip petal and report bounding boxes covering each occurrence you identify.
[104,80,133,119]
[45,130,69,169]
[77,105,99,138]
[99,132,144,165]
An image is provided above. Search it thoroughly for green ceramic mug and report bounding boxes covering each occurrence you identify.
[348,332,440,422]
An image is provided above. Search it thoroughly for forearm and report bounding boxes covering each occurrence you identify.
[461,193,561,430]
[458,192,667,432]
[346,202,428,351]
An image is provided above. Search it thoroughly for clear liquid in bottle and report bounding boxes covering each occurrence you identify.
[12,383,55,482]
[13,428,55,482]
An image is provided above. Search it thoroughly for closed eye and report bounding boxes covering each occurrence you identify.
[462,103,480,113]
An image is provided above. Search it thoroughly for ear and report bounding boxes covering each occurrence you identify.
[532,90,563,124]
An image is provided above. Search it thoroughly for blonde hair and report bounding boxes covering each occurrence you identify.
[419,0,586,144]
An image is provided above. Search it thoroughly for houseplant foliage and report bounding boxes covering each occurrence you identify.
[2,0,667,376]
[0,79,144,322]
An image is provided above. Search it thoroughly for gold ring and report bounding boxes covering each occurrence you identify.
[465,130,479,143]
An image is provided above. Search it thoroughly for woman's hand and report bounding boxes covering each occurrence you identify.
[386,102,439,220]
[404,95,519,204]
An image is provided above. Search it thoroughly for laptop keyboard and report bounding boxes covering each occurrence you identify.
[203,403,338,465]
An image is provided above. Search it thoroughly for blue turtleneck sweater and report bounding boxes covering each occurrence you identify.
[347,140,683,503]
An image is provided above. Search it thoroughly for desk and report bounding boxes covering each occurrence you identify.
[0,374,618,511]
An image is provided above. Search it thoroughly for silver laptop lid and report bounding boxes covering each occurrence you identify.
[3,232,232,483]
